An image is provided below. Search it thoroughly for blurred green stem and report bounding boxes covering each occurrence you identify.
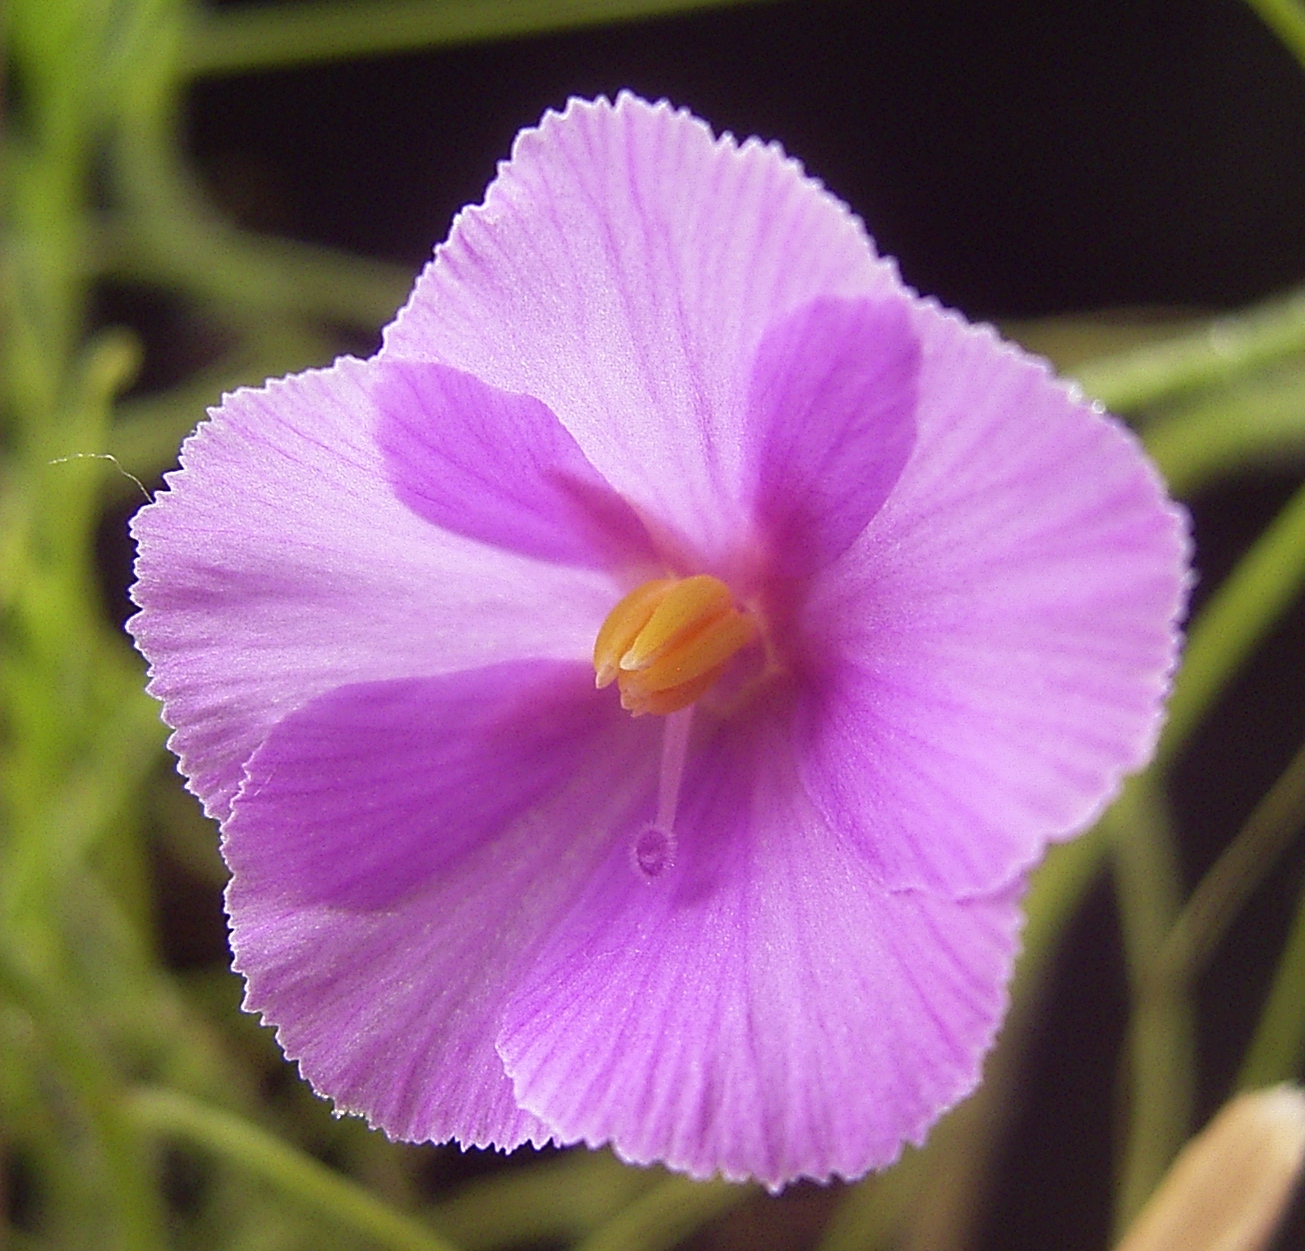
[1157,735,1305,984]
[92,205,412,330]
[1159,477,1305,767]
[432,1150,658,1251]
[1073,281,1305,412]
[0,946,166,1251]
[109,0,412,332]
[1244,0,1305,72]
[1101,451,1305,1237]
[1142,362,1305,498]
[107,55,412,332]
[571,1173,751,1251]
[182,0,776,76]
[128,1087,465,1251]
[817,1153,926,1251]
[1239,874,1305,1087]
[1109,777,1195,1236]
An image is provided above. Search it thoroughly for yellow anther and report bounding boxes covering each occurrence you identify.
[628,610,758,694]
[617,575,733,671]
[593,575,759,716]
[593,578,678,689]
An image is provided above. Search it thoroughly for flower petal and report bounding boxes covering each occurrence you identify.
[796,308,1189,898]
[382,93,901,568]
[498,706,1020,1187]
[226,661,659,1148]
[749,297,919,577]
[375,361,656,570]
[228,662,626,909]
[129,356,614,823]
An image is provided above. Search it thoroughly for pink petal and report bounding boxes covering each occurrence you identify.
[226,661,660,1149]
[375,362,656,570]
[227,663,620,909]
[129,356,615,823]
[749,297,919,577]
[382,93,901,570]
[796,308,1190,898]
[498,708,1021,1187]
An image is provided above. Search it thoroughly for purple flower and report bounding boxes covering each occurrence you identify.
[129,93,1188,1188]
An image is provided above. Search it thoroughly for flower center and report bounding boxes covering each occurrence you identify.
[592,575,760,717]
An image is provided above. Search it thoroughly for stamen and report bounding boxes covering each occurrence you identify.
[618,576,732,671]
[593,578,677,689]
[593,574,759,717]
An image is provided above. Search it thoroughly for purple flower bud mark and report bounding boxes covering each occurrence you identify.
[128,93,1189,1188]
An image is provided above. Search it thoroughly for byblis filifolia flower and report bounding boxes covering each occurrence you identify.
[129,94,1188,1188]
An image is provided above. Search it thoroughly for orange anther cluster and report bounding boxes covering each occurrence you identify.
[593,575,759,716]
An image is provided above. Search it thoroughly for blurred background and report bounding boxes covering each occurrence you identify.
[4,0,1305,1248]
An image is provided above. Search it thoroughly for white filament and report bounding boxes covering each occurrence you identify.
[631,707,694,881]
[656,707,693,832]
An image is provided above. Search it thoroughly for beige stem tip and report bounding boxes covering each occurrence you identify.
[1115,1085,1305,1251]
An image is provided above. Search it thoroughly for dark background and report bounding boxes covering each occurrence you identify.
[192,0,1305,314]
[133,1,1305,1247]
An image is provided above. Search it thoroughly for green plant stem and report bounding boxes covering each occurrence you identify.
[433,1149,657,1251]
[1142,362,1305,498]
[1159,476,1305,768]
[182,0,776,76]
[1002,311,1204,378]
[1239,876,1305,1088]
[127,1086,464,1251]
[571,1173,750,1251]
[1243,0,1305,73]
[1157,735,1305,984]
[109,6,412,333]
[0,946,166,1251]
[91,210,412,330]
[817,1151,927,1251]
[1072,282,1305,412]
[1109,778,1196,1236]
